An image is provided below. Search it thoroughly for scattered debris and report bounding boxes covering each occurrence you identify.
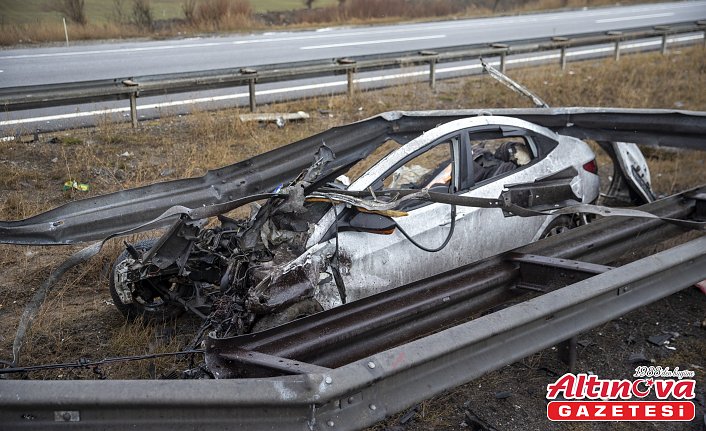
[463,409,498,431]
[238,111,310,128]
[647,333,672,346]
[628,352,652,365]
[494,391,512,399]
[695,279,706,295]
[647,332,681,348]
[577,339,592,348]
[398,404,419,424]
[62,180,89,192]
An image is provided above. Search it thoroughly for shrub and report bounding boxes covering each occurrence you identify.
[48,0,87,25]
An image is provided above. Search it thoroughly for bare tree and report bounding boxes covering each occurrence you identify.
[182,0,197,25]
[49,0,87,25]
[131,0,154,30]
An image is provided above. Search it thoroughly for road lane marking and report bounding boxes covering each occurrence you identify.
[596,12,674,23]
[300,35,446,50]
[1,34,701,128]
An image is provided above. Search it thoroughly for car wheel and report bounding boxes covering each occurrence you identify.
[251,299,324,332]
[109,239,190,321]
[540,215,576,239]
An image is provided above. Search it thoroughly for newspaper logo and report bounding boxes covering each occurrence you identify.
[546,368,696,421]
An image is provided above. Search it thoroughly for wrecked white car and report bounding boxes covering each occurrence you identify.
[109,114,648,337]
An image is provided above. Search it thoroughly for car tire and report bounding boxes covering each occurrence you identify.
[109,239,188,321]
[540,215,576,239]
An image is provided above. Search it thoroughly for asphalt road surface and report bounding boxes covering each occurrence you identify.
[1,1,705,133]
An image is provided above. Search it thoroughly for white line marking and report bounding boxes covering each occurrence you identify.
[300,35,446,50]
[595,12,673,23]
[1,34,701,127]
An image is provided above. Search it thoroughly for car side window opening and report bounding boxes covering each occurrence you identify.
[367,136,457,212]
[380,137,456,193]
[467,131,536,184]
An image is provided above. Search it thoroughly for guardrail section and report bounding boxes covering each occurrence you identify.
[1,187,705,430]
[1,21,705,128]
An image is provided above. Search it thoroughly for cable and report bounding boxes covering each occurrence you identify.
[0,349,204,375]
[394,204,457,253]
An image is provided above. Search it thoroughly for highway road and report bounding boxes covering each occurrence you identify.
[1,1,705,87]
[1,1,705,133]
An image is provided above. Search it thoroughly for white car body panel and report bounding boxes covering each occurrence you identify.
[613,142,655,202]
[305,116,600,310]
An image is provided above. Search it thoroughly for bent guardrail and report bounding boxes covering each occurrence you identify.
[1,191,704,430]
[1,21,705,128]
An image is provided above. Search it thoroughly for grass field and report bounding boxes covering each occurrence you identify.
[0,0,659,46]
[0,0,339,25]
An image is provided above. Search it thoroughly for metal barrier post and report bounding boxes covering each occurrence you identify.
[347,69,354,96]
[552,37,569,70]
[240,68,257,112]
[129,93,138,128]
[248,79,256,112]
[655,25,670,54]
[607,31,622,61]
[420,51,439,89]
[492,43,509,73]
[337,58,357,97]
[697,21,706,47]
[122,80,139,128]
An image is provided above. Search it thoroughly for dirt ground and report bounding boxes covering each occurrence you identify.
[374,284,706,431]
[0,47,705,429]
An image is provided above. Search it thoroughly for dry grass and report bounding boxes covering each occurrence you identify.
[0,46,704,381]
